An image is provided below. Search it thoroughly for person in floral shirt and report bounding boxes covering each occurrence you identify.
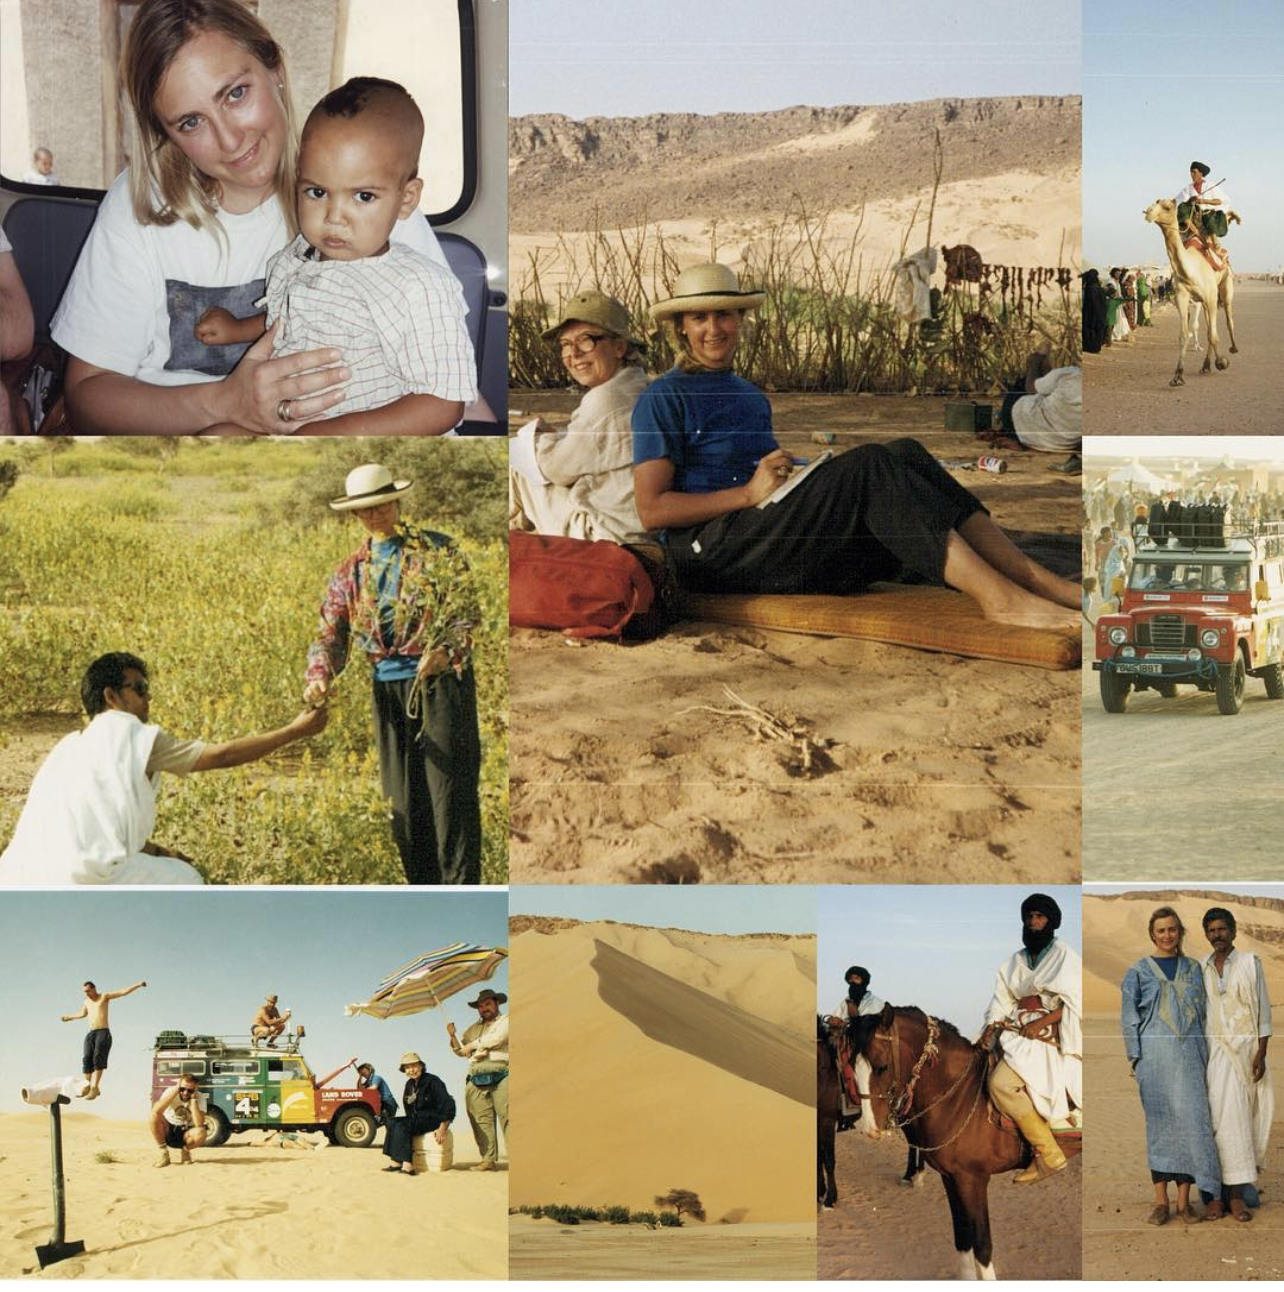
[304,463,481,883]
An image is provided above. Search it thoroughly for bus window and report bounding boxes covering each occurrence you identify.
[1,0,475,220]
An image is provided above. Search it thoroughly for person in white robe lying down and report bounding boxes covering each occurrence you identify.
[0,651,325,886]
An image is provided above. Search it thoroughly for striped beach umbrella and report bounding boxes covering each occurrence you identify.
[345,943,508,1020]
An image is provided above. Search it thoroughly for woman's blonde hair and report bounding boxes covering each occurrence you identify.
[1148,905,1186,953]
[662,310,752,374]
[123,0,299,242]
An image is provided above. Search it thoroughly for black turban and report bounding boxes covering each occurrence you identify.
[845,965,871,985]
[1021,893,1062,929]
[1190,161,1210,176]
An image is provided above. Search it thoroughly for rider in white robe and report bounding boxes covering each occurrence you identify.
[0,711,203,886]
[1203,943,1273,1189]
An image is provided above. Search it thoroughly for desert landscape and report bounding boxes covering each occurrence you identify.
[508,914,816,1280]
[1083,890,1284,1280]
[510,97,1081,294]
[2,1112,506,1280]
[509,399,1081,885]
[1084,281,1284,435]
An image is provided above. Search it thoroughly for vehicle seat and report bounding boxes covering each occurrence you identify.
[2,195,97,343]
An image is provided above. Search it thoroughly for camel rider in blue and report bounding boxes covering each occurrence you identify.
[827,966,884,1129]
[1176,162,1234,257]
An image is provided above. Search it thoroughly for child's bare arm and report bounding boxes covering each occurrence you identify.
[195,307,268,346]
[295,393,463,436]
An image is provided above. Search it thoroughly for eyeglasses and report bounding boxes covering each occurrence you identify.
[558,333,608,357]
[120,680,151,698]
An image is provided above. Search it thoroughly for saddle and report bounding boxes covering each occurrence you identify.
[1179,222,1229,273]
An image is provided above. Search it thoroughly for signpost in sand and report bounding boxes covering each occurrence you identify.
[21,1081,85,1268]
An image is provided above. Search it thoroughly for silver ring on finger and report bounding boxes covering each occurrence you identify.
[277,398,293,423]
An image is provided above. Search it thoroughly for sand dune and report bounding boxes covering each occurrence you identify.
[2,1112,506,1280]
[510,919,815,1225]
[1084,891,1284,1013]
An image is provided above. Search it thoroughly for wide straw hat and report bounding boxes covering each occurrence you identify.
[398,1051,424,1072]
[329,463,413,512]
[649,263,766,320]
[541,290,645,348]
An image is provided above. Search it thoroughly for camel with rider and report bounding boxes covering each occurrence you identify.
[1144,197,1239,387]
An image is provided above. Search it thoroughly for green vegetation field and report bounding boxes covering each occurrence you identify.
[0,438,507,884]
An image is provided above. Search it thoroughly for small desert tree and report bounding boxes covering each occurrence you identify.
[653,1188,706,1223]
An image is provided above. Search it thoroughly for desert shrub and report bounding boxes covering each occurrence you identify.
[658,1212,682,1227]
[603,1205,631,1224]
[510,204,1077,395]
[629,1210,659,1228]
[0,454,507,883]
[94,1150,118,1164]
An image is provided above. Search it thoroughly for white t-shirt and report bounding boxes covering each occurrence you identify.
[51,169,451,386]
[1176,182,1234,210]
[22,170,59,186]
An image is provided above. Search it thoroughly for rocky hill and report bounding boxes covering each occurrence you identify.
[510,96,1080,232]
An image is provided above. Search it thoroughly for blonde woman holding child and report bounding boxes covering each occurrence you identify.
[52,0,467,435]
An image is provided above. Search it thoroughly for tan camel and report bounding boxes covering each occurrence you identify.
[1144,198,1239,387]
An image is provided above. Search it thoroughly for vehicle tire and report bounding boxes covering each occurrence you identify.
[1216,656,1246,715]
[1100,669,1131,713]
[203,1105,231,1148]
[1262,662,1284,700]
[1155,682,1179,699]
[331,1105,377,1148]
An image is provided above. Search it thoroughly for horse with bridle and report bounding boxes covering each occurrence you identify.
[849,1004,1080,1280]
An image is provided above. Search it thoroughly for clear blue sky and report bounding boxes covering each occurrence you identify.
[818,886,1082,1036]
[0,892,507,1119]
[511,1,1081,117]
[511,885,817,935]
[1084,0,1284,273]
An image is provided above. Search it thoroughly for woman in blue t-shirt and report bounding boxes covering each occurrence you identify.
[631,263,1079,630]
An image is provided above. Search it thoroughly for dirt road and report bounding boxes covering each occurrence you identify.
[1082,621,1284,880]
[817,1123,1081,1280]
[1084,280,1284,434]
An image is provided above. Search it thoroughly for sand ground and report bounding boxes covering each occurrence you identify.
[1083,281,1284,434]
[2,1112,506,1280]
[509,393,1082,885]
[817,1122,1081,1280]
[509,1214,814,1281]
[1083,1014,1284,1281]
[1081,617,1284,882]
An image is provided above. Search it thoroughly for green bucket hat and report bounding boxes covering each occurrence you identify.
[541,291,645,348]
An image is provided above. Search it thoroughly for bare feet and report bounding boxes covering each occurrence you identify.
[981,587,1080,632]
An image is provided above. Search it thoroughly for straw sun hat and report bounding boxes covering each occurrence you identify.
[648,263,766,320]
[329,463,413,512]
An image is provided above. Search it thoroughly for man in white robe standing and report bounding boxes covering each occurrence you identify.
[1202,906,1273,1222]
[0,652,325,886]
[980,892,1083,1184]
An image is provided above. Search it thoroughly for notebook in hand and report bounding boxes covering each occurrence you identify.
[757,450,835,508]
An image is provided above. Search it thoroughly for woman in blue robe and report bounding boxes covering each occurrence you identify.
[1121,906,1221,1225]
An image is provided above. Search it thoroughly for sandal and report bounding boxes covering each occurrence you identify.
[1147,1204,1170,1226]
[382,1164,402,1172]
[1204,1200,1226,1221]
[1177,1205,1201,1225]
[1229,1197,1252,1223]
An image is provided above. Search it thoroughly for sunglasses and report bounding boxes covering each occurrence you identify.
[120,680,151,698]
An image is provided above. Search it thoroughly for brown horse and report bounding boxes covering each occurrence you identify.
[850,1004,1078,1280]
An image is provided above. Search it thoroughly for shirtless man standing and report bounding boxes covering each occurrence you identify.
[60,979,146,1099]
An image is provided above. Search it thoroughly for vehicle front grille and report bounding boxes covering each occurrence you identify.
[1138,615,1194,650]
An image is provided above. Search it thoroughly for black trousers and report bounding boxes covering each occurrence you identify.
[372,672,482,885]
[383,1112,446,1164]
[666,437,987,594]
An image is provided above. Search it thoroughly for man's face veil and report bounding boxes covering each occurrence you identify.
[845,965,871,1003]
[1020,893,1061,956]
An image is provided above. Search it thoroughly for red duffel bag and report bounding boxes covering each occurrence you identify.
[509,531,657,639]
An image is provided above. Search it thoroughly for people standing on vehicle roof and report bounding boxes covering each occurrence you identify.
[382,1052,455,1177]
[60,979,146,1100]
[151,1072,208,1168]
[250,994,291,1046]
[448,989,508,1171]
[0,651,327,886]
[357,1062,399,1129]
[49,0,457,435]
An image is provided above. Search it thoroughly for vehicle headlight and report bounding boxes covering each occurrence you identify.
[1200,628,1221,649]
[1108,627,1128,646]
[1187,648,1202,661]
[1121,646,1136,658]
